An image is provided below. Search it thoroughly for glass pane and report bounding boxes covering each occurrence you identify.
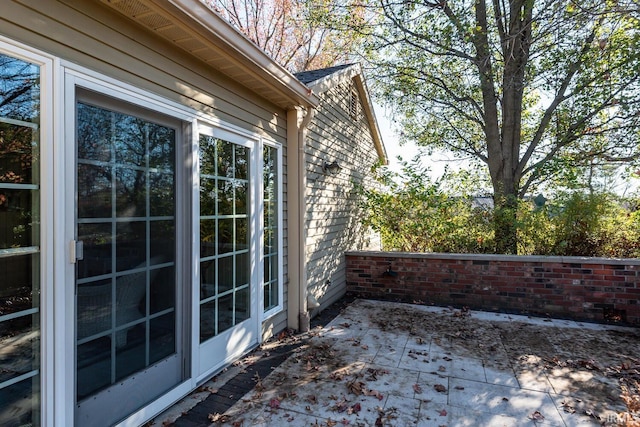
[0,188,36,249]
[218,255,233,293]
[116,272,146,326]
[235,218,248,251]
[77,163,111,218]
[200,260,216,299]
[236,252,248,287]
[0,374,40,427]
[150,266,174,314]
[77,337,111,400]
[114,114,145,167]
[218,218,233,254]
[116,221,146,272]
[116,167,146,218]
[77,279,112,340]
[200,219,216,257]
[150,172,174,217]
[77,223,112,279]
[0,122,36,184]
[116,323,145,380]
[200,177,216,216]
[77,103,112,162]
[235,287,249,323]
[150,312,175,364]
[0,312,39,383]
[200,300,216,342]
[0,254,37,317]
[217,141,233,178]
[218,293,233,334]
[235,182,248,215]
[234,145,248,180]
[0,56,39,122]
[217,180,233,215]
[150,220,174,263]
[199,135,216,176]
[148,124,175,169]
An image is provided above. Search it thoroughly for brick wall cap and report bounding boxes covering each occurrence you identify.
[344,251,640,266]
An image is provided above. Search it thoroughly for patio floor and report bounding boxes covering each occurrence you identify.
[163,299,640,427]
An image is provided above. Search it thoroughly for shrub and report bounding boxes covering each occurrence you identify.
[358,161,640,257]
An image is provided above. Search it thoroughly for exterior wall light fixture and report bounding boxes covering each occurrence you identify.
[323,160,341,175]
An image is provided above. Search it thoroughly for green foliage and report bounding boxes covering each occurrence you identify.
[358,158,495,253]
[360,160,640,257]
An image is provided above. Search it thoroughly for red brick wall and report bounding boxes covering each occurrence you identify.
[345,251,640,325]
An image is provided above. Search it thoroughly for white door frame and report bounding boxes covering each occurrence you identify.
[60,66,197,426]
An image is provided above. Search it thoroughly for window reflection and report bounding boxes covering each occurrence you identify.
[263,145,279,312]
[198,135,251,342]
[0,52,41,427]
[75,100,177,401]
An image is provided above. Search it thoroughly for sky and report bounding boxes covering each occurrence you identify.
[374,103,461,178]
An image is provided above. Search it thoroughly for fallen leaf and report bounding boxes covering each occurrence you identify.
[327,419,338,427]
[454,386,465,390]
[208,413,229,423]
[529,411,545,421]
[347,380,365,395]
[347,402,362,414]
[413,383,423,393]
[269,398,280,409]
[434,384,447,393]
[438,366,446,372]
[365,389,384,400]
[439,409,448,416]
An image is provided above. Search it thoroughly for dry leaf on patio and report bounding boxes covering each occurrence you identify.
[439,409,448,416]
[365,389,384,400]
[438,365,447,372]
[347,402,362,414]
[413,383,423,393]
[269,398,281,409]
[529,411,545,421]
[326,419,338,427]
[208,413,229,423]
[231,421,244,427]
[434,384,447,393]
[347,379,365,395]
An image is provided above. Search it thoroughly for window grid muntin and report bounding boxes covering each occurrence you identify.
[199,135,251,343]
[75,101,177,400]
[263,144,280,313]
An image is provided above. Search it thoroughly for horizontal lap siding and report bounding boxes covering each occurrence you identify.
[305,80,382,311]
[2,0,289,337]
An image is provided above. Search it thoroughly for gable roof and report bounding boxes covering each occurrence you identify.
[295,64,355,85]
[295,64,388,164]
[98,0,320,110]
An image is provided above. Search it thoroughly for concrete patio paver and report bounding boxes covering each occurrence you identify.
[171,299,640,427]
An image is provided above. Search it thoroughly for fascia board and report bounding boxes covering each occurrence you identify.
[160,0,320,108]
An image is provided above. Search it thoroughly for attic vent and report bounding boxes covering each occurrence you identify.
[349,89,360,121]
